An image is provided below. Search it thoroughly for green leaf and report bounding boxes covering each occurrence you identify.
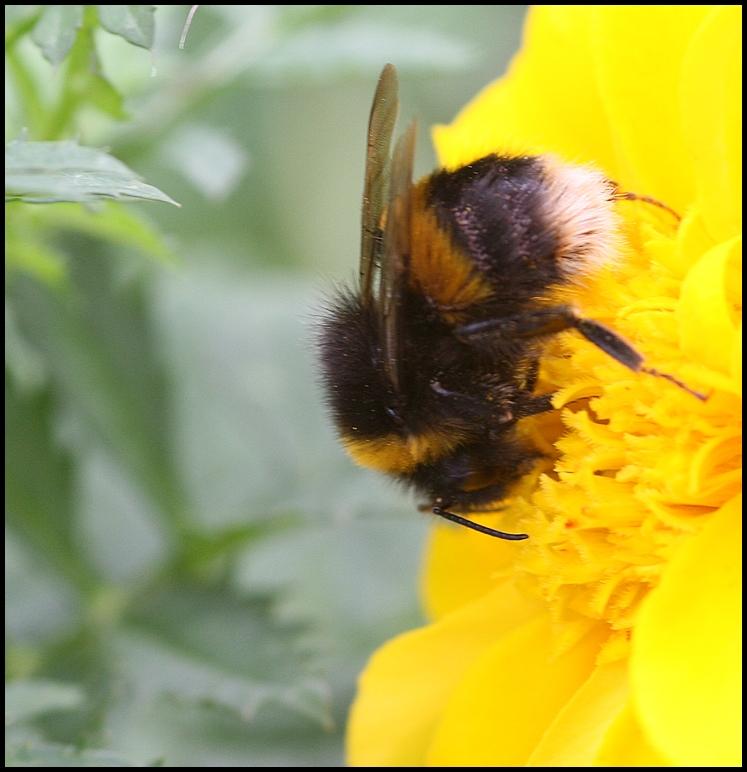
[5,7,44,51]
[5,532,79,646]
[30,6,83,65]
[5,741,134,767]
[42,21,127,137]
[5,680,85,726]
[103,698,341,767]
[233,519,426,680]
[5,141,179,206]
[31,203,176,264]
[121,585,332,728]
[6,44,47,139]
[5,225,68,288]
[8,257,188,537]
[5,302,47,392]
[87,70,128,121]
[75,447,168,583]
[98,6,155,50]
[5,376,96,593]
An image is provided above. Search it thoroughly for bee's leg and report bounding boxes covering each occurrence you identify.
[514,393,554,418]
[457,305,644,362]
[573,319,707,399]
[430,499,528,541]
[610,185,681,222]
[456,306,706,400]
[485,393,554,431]
[431,380,517,425]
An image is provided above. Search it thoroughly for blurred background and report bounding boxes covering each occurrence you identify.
[5,5,526,766]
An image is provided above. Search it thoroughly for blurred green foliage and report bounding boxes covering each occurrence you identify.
[5,5,525,766]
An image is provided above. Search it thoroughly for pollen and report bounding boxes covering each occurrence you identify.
[507,206,741,656]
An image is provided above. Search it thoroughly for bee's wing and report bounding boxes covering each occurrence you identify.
[360,64,399,305]
[380,120,416,394]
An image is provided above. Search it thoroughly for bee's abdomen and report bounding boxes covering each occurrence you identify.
[408,182,494,323]
[341,428,467,475]
[424,154,618,314]
[426,155,558,309]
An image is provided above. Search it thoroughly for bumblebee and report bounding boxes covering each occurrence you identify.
[318,64,701,540]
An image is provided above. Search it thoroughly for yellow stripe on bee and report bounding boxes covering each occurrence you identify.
[342,429,464,474]
[409,183,493,321]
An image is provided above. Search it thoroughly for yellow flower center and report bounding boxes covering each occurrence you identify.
[507,206,742,656]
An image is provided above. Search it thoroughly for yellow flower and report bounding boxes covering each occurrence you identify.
[347,6,741,766]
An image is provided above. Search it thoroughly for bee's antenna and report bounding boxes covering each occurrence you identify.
[431,503,528,540]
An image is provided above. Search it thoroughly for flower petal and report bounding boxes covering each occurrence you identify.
[595,701,670,766]
[433,7,618,173]
[346,582,542,766]
[679,236,741,375]
[425,618,607,766]
[528,659,629,766]
[421,517,520,621]
[680,6,742,243]
[732,321,742,388]
[592,6,712,212]
[631,496,742,766]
